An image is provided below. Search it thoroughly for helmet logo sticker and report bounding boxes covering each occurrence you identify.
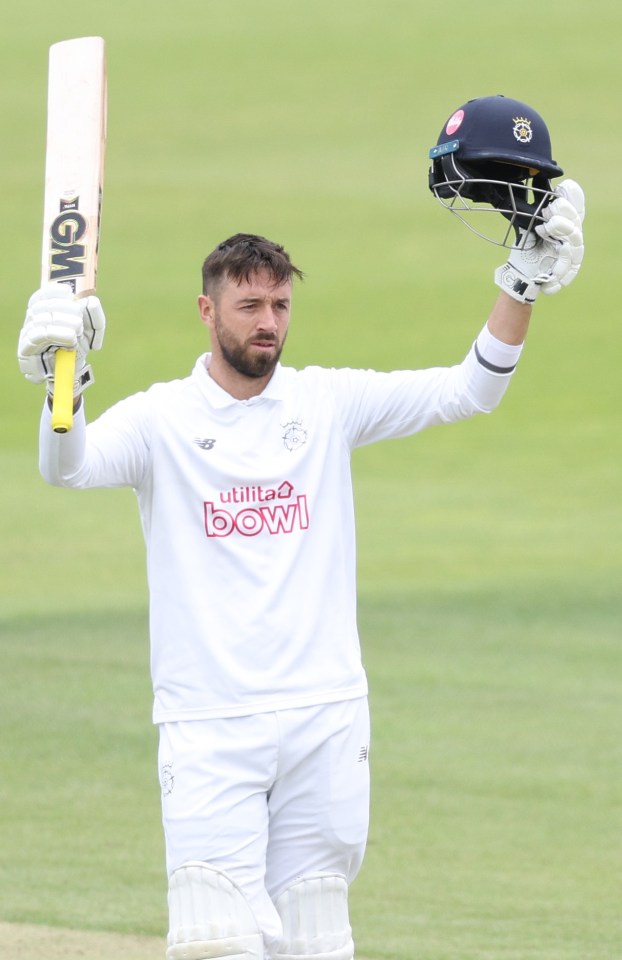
[445,110,464,136]
[512,117,533,144]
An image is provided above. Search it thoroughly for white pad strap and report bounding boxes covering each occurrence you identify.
[274,874,354,960]
[167,861,264,960]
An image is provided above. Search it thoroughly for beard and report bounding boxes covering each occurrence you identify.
[214,314,286,379]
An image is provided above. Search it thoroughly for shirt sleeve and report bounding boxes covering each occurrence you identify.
[39,391,152,490]
[327,323,523,449]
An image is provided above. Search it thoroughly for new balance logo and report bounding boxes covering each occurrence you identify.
[194,437,216,450]
[358,746,369,762]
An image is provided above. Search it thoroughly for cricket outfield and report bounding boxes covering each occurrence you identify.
[1,0,620,958]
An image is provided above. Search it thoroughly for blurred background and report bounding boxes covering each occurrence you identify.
[1,2,620,958]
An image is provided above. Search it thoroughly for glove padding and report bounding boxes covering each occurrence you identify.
[17,284,106,396]
[535,179,584,295]
[495,179,585,304]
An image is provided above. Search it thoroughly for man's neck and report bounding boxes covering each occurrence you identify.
[206,355,275,400]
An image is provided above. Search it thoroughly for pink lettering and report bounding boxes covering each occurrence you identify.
[204,502,234,537]
[204,495,310,538]
[236,508,264,536]
[262,496,309,534]
[218,482,293,504]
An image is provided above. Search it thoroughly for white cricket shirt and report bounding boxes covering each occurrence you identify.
[39,325,522,722]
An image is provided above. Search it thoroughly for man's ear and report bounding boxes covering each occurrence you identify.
[198,294,215,329]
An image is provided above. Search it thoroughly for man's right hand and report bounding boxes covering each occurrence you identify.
[17,284,106,396]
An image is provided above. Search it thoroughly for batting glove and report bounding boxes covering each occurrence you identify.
[494,179,585,304]
[535,179,585,295]
[17,283,106,396]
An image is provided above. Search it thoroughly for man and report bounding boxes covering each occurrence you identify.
[18,180,584,960]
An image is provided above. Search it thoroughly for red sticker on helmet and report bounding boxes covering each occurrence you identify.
[445,110,464,136]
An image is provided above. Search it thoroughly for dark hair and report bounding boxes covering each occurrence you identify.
[201,233,304,297]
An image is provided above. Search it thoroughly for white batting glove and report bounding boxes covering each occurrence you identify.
[17,284,106,396]
[494,179,585,304]
[535,179,585,295]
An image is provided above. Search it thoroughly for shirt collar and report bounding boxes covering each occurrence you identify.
[192,353,287,408]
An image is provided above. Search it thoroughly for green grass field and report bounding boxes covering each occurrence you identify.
[1,1,621,958]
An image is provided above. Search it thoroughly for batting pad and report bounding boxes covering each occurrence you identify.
[167,862,264,960]
[274,874,354,960]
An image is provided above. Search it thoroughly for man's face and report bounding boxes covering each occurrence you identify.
[199,270,292,380]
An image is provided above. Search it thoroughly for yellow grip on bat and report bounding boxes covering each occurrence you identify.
[51,348,76,434]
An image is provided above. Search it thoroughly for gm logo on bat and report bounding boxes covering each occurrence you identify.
[48,196,87,292]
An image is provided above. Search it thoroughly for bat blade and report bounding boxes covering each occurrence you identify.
[42,36,107,433]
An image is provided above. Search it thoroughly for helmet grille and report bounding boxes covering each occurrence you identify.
[429,153,556,247]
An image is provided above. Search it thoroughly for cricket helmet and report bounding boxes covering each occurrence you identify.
[428,95,564,247]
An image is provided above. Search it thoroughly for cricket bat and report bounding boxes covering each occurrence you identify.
[42,36,107,433]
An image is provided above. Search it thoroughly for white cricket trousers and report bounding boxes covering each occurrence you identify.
[158,698,370,955]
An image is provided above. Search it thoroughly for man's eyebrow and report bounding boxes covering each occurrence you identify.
[236,294,291,304]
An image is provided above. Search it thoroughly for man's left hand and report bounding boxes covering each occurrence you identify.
[495,179,585,304]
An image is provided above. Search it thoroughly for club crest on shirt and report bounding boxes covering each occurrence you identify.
[282,419,307,452]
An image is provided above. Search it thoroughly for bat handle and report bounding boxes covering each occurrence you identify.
[51,348,76,434]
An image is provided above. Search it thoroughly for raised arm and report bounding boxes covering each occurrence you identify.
[487,293,531,346]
